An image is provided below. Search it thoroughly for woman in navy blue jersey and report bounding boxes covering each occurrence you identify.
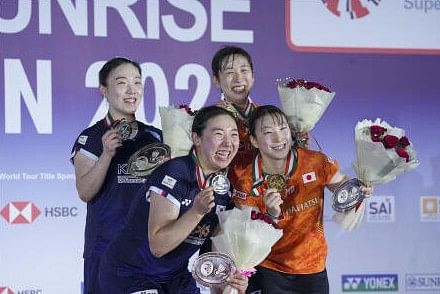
[97,106,248,293]
[71,57,162,294]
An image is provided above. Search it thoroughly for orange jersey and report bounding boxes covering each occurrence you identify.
[230,148,339,274]
[217,100,258,168]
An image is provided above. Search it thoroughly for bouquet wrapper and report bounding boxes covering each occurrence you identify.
[332,200,366,231]
[211,207,283,293]
[277,84,335,132]
[354,118,419,186]
[159,106,194,158]
[333,118,419,231]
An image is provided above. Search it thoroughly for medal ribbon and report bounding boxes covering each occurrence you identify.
[251,150,296,196]
[191,149,228,189]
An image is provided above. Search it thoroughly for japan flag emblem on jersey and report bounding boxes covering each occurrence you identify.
[302,172,316,184]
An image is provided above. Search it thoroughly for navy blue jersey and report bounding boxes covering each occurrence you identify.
[70,118,162,258]
[101,155,234,283]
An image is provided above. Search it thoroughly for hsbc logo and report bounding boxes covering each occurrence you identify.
[1,201,79,224]
[0,287,14,294]
[0,201,41,224]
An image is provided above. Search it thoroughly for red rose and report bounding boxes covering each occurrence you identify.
[179,104,197,116]
[399,136,410,147]
[396,147,410,162]
[382,135,399,149]
[370,125,387,142]
[285,79,331,93]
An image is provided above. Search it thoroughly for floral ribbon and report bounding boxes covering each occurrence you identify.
[238,268,257,278]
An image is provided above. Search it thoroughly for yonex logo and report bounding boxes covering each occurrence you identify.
[342,274,398,292]
[0,201,41,224]
[323,0,382,19]
[181,199,192,206]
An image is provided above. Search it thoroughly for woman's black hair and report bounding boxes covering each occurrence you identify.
[211,46,254,79]
[99,57,141,87]
[192,105,236,136]
[248,105,288,137]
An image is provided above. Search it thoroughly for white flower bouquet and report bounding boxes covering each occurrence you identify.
[211,207,283,293]
[159,105,195,158]
[334,118,419,231]
[277,79,335,132]
[354,118,418,185]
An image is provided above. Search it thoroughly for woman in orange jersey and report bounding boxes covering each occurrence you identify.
[212,46,258,168]
[230,105,371,294]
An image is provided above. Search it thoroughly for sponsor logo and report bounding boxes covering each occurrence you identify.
[233,189,247,200]
[78,135,87,145]
[162,175,177,189]
[366,196,395,222]
[406,273,440,290]
[117,164,145,184]
[302,172,316,184]
[181,199,192,206]
[45,206,79,217]
[1,201,41,224]
[0,287,14,294]
[322,0,382,19]
[420,196,440,222]
[216,205,226,213]
[342,274,398,292]
[1,201,79,224]
[0,287,42,294]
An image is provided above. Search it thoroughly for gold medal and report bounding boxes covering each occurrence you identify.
[267,174,286,192]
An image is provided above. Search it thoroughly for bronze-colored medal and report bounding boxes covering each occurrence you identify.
[267,174,286,192]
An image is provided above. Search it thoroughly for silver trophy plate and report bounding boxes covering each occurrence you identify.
[128,143,170,177]
[191,252,236,287]
[332,178,365,212]
[211,174,230,195]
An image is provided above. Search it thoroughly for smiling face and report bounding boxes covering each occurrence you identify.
[193,114,239,175]
[213,54,255,108]
[251,112,292,162]
[99,63,143,121]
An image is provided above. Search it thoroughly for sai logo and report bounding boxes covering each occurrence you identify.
[406,273,440,291]
[366,196,395,223]
[322,0,382,19]
[0,287,14,294]
[0,201,41,224]
[342,274,398,292]
[420,196,440,222]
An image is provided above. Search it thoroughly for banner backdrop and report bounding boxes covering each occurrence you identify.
[1,1,439,293]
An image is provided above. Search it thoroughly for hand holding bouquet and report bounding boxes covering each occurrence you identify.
[354,118,418,185]
[333,118,419,230]
[211,207,283,293]
[159,105,196,158]
[277,78,335,132]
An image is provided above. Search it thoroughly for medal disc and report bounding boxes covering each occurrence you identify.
[267,174,286,192]
[211,174,230,195]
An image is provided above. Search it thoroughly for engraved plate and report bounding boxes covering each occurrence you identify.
[332,178,366,212]
[192,252,236,287]
[128,143,171,177]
